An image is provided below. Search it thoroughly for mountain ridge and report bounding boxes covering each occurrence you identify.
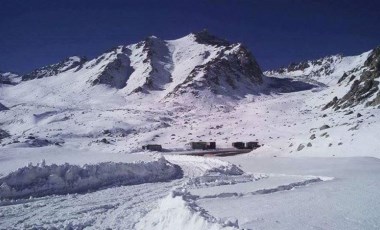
[266,47,380,109]
[9,31,263,100]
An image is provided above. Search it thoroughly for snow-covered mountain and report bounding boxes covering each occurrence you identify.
[266,47,380,109]
[1,32,380,229]
[21,56,87,81]
[265,54,345,80]
[0,31,272,153]
[325,47,380,109]
[12,30,263,102]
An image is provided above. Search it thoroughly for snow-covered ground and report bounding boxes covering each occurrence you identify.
[1,79,380,229]
[199,156,380,230]
[0,35,379,229]
[1,80,380,229]
[1,152,378,229]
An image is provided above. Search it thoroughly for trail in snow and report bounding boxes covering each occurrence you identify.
[0,154,336,229]
[135,155,332,230]
[0,179,183,229]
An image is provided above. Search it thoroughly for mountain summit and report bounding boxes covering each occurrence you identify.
[10,31,263,102]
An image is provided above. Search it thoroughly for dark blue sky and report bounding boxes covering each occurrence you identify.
[1,0,379,73]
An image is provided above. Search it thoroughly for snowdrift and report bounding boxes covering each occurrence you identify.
[136,188,238,230]
[0,158,183,199]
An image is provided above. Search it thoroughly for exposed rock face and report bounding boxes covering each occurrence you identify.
[89,31,263,98]
[6,31,264,99]
[297,144,305,151]
[324,47,380,109]
[320,125,330,130]
[0,129,10,142]
[0,72,20,85]
[167,43,263,97]
[89,47,134,89]
[136,36,173,92]
[193,29,230,47]
[364,47,380,107]
[22,56,87,81]
[0,103,9,111]
[267,55,342,78]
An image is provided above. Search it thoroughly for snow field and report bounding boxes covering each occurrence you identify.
[0,39,379,229]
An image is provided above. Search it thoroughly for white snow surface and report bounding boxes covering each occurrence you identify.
[0,38,379,229]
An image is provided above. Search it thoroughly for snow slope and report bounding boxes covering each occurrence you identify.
[0,33,379,229]
[265,51,371,86]
[198,156,380,230]
[266,47,380,109]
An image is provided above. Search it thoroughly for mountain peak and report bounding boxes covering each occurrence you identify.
[8,33,264,101]
[147,35,159,40]
[192,29,230,47]
[22,56,87,81]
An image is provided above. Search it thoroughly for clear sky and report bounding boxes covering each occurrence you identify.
[1,0,379,73]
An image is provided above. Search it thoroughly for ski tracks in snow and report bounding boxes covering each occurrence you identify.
[0,155,333,229]
[0,180,183,229]
[136,155,333,230]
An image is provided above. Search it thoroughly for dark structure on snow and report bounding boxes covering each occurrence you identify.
[246,141,260,149]
[190,142,216,150]
[232,142,245,149]
[232,141,260,150]
[142,144,163,151]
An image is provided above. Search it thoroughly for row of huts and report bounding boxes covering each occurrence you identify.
[142,141,260,152]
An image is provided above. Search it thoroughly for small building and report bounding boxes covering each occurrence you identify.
[246,142,260,149]
[232,142,245,149]
[207,142,216,149]
[190,141,216,150]
[142,144,163,151]
[232,141,260,149]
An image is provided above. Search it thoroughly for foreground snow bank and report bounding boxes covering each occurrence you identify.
[135,155,260,229]
[0,158,183,199]
[136,188,238,230]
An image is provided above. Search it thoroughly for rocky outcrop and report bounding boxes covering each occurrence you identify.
[267,55,342,77]
[167,43,263,97]
[0,129,10,142]
[22,56,87,81]
[193,29,230,47]
[90,47,134,89]
[0,72,20,85]
[0,102,9,111]
[10,31,264,100]
[324,46,380,109]
[135,36,172,91]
